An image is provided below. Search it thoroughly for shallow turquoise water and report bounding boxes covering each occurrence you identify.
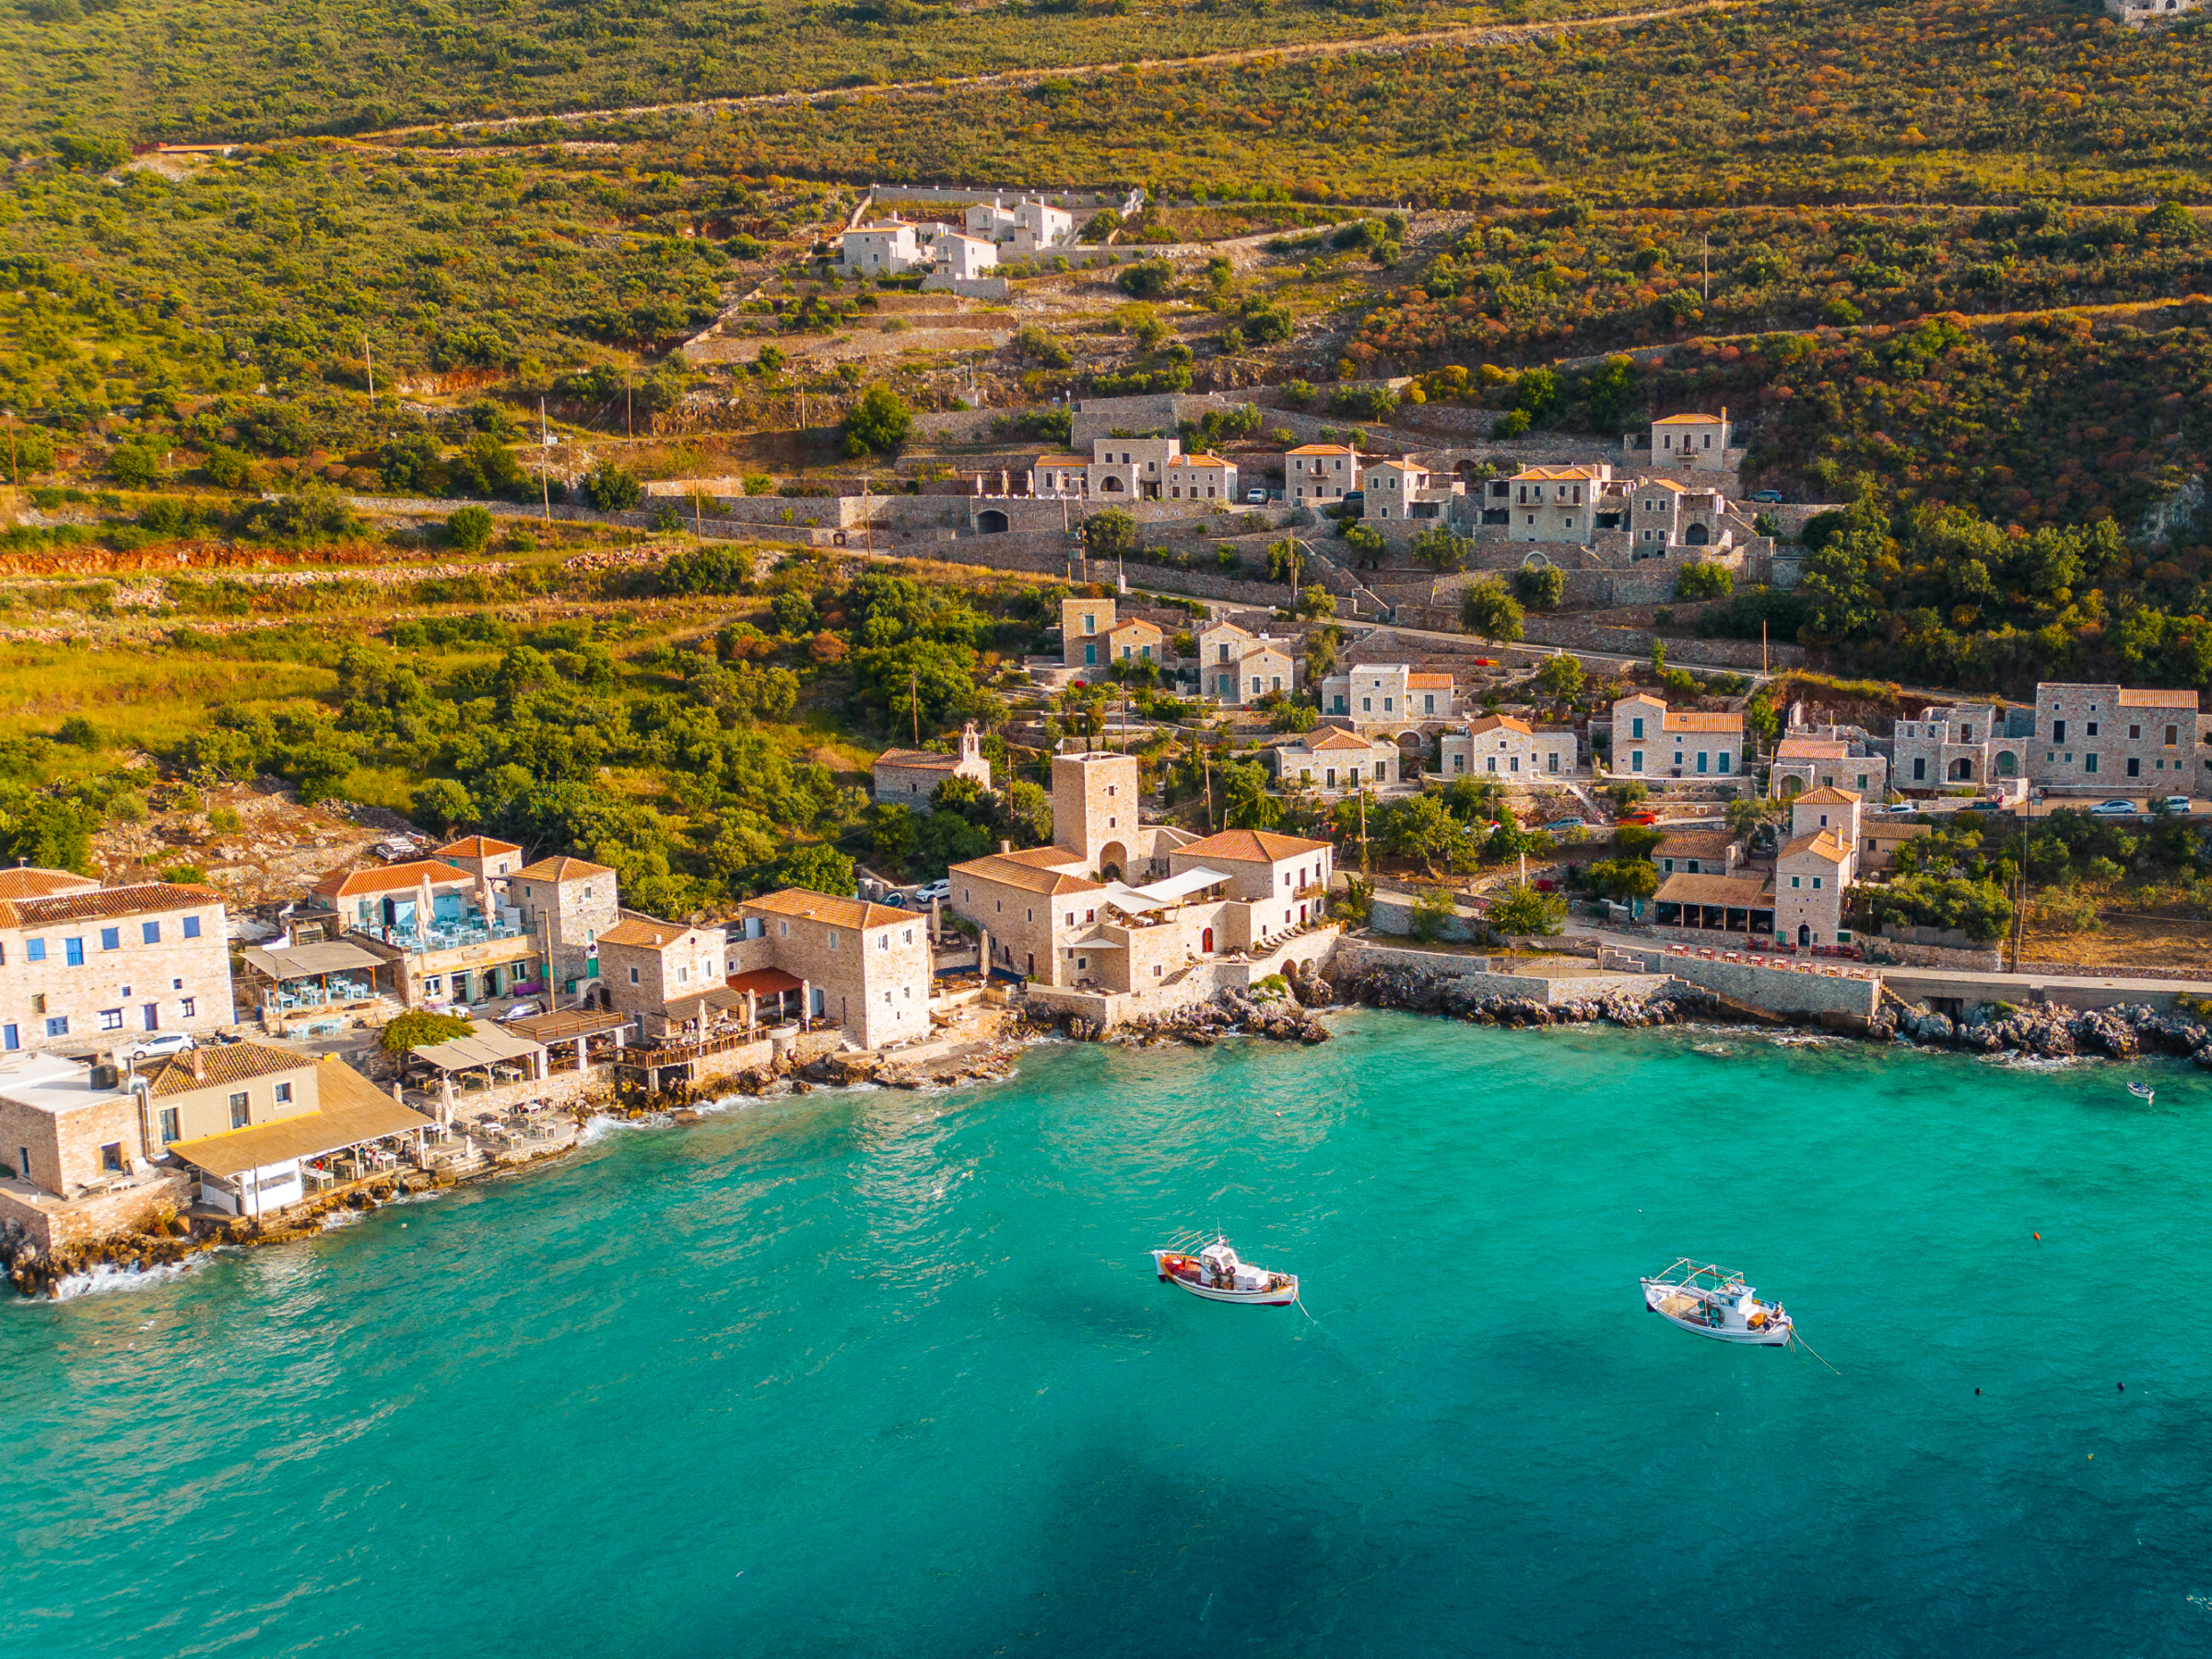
[7,1015,2212,1656]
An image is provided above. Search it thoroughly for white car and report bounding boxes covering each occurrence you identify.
[2155,795,2192,815]
[120,1031,195,1063]
[2090,799,2139,817]
[1245,488,1268,505]
[499,1001,544,1022]
[913,879,952,904]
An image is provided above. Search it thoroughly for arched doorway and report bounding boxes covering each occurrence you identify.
[1098,475,1126,493]
[1797,924,1811,947]
[977,509,1008,533]
[1996,750,2019,777]
[1780,775,1805,797]
[1684,522,1711,545]
[1099,841,1128,881]
[1201,927,1215,953]
[1948,757,1976,782]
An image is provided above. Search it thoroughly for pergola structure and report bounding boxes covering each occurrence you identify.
[406,1019,548,1123]
[1651,871,1776,937]
[507,1007,630,1076]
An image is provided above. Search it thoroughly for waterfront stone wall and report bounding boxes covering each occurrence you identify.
[1861,935,2006,972]
[1332,940,1670,1007]
[1604,945,1881,1018]
[1025,928,1338,1029]
[0,1171,192,1254]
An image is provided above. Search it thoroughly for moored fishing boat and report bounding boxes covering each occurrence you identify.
[1151,1235,1298,1305]
[2127,1081,2156,1104]
[1641,1259,1793,1346]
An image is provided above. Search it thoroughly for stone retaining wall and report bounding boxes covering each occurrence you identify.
[1605,945,1881,1018]
[1024,928,1338,1029]
[0,1171,193,1254]
[1333,939,1670,1006]
[1860,936,2006,972]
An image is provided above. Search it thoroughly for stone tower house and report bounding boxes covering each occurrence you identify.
[511,855,620,999]
[1051,750,1140,878]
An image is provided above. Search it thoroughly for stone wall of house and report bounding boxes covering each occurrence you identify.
[1023,927,1338,1028]
[1604,944,1882,1018]
[1331,939,1671,1006]
[0,902,235,1055]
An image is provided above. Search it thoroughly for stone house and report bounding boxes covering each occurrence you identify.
[1649,410,1732,470]
[872,722,993,810]
[139,1040,321,1150]
[1165,453,1237,503]
[1087,435,1184,500]
[1505,464,1614,543]
[1651,870,1775,938]
[1284,443,1360,504]
[598,915,730,1037]
[935,232,999,281]
[1775,831,1853,948]
[1609,693,1744,781]
[1169,830,1334,935]
[1892,702,2023,790]
[1361,458,1458,522]
[964,194,1076,253]
[0,1052,160,1203]
[1628,478,1730,551]
[950,845,1104,984]
[2032,683,2207,792]
[1273,727,1399,793]
[728,888,932,1049]
[1063,594,1118,667]
[841,218,922,275]
[1859,818,1933,874]
[169,1056,433,1221]
[1196,620,1299,707]
[1321,665,1458,724]
[1771,732,1890,799]
[2106,0,2202,28]
[509,855,621,1000]
[1032,453,1090,497]
[1440,714,1579,782]
[1651,828,1742,877]
[1106,618,1167,667]
[0,881,233,1055]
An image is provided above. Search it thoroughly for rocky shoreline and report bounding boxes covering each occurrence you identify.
[1331,959,2212,1065]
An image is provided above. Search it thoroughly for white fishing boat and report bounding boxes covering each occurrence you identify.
[1151,1234,1299,1305]
[2127,1081,2156,1104]
[1641,1259,1793,1347]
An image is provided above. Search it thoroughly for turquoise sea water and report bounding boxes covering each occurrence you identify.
[7,1014,2212,1656]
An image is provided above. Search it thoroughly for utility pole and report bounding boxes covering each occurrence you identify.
[1702,233,1711,302]
[625,378,633,441]
[1358,784,1371,877]
[538,397,551,522]
[363,335,374,399]
[1202,745,1214,830]
[910,669,920,747]
[1761,618,1769,677]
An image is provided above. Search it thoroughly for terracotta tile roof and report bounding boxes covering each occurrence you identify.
[1780,830,1852,864]
[435,836,523,860]
[1656,830,1738,859]
[0,881,220,928]
[2118,688,2198,709]
[1035,453,1090,467]
[1465,714,1534,736]
[1794,786,1863,805]
[142,1041,313,1100]
[311,861,476,900]
[598,917,696,948]
[1655,871,1771,906]
[1288,443,1358,456]
[1176,828,1331,863]
[1512,464,1606,481]
[0,867,98,902]
[512,854,616,882]
[1616,692,1665,710]
[1174,454,1233,468]
[1654,412,1726,425]
[1292,728,1382,752]
[1108,618,1164,638]
[1237,641,1291,663]
[1367,458,1425,474]
[1201,622,1254,641]
[1777,736,1850,759]
[995,845,1090,870]
[874,747,963,770]
[745,887,911,931]
[1639,478,1691,493]
[1406,672,1454,689]
[949,853,1102,895]
[1662,712,1745,734]
[1864,820,1933,842]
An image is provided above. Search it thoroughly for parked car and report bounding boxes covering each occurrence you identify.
[499,1001,545,1022]
[1876,802,1919,816]
[1472,657,1500,668]
[2090,799,2139,816]
[119,1031,194,1063]
[1618,809,1659,826]
[915,879,952,904]
[1748,489,1784,503]
[1245,488,1268,505]
[2154,795,2192,815]
[880,890,908,908]
[1543,817,1585,833]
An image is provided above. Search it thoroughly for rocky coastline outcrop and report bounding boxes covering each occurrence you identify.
[1882,997,2212,1065]
[1053,958,1339,1048]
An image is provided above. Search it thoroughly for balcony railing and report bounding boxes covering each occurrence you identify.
[388,918,526,953]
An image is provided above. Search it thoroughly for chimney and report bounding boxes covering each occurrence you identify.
[190,1047,205,1082]
[1001,840,1012,854]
